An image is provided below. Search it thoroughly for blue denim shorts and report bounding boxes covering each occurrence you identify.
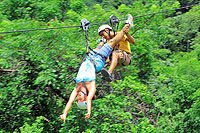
[75,43,113,83]
[97,43,113,58]
[75,59,96,83]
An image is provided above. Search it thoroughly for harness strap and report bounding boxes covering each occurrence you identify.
[88,47,107,60]
[85,49,106,73]
[84,53,97,71]
[81,18,90,52]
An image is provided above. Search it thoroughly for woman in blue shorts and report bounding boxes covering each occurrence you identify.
[60,14,133,122]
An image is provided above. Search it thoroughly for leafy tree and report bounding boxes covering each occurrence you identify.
[0,0,199,132]
[159,5,200,52]
[18,116,44,133]
[0,0,34,20]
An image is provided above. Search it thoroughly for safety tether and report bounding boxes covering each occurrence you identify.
[81,18,90,52]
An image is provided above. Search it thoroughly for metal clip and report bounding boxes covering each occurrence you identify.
[109,15,119,28]
[81,18,90,31]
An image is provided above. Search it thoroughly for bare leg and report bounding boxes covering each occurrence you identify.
[108,51,119,74]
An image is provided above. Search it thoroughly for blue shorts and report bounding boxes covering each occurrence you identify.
[75,43,113,83]
[97,43,113,58]
[75,59,96,83]
[88,43,112,72]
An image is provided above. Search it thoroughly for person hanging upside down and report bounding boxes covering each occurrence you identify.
[60,14,133,122]
[98,14,135,82]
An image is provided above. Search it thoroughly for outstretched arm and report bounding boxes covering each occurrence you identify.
[122,23,135,44]
[126,33,135,44]
[60,88,77,122]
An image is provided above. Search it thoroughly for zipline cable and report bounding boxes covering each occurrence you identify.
[0,25,81,34]
[0,4,195,35]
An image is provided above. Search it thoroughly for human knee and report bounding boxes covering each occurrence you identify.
[118,52,131,66]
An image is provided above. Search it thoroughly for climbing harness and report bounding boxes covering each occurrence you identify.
[85,48,106,72]
[88,47,107,60]
[81,19,101,71]
[81,18,107,60]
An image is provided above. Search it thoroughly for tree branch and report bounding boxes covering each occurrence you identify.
[0,69,17,73]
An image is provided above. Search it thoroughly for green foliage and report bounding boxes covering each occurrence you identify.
[66,10,81,23]
[33,0,62,21]
[0,11,6,21]
[69,0,86,14]
[0,0,200,132]
[132,118,157,133]
[111,76,155,104]
[0,0,34,20]
[159,5,200,52]
[19,116,44,133]
[149,31,200,132]
[0,0,66,22]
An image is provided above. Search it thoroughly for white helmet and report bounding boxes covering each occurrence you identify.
[98,24,112,35]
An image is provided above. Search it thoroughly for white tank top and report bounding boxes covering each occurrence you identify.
[76,101,87,109]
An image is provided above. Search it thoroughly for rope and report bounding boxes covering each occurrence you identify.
[84,31,90,52]
[0,25,81,34]
[0,4,195,35]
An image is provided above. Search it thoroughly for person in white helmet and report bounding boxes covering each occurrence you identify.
[60,14,133,122]
[98,15,135,82]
